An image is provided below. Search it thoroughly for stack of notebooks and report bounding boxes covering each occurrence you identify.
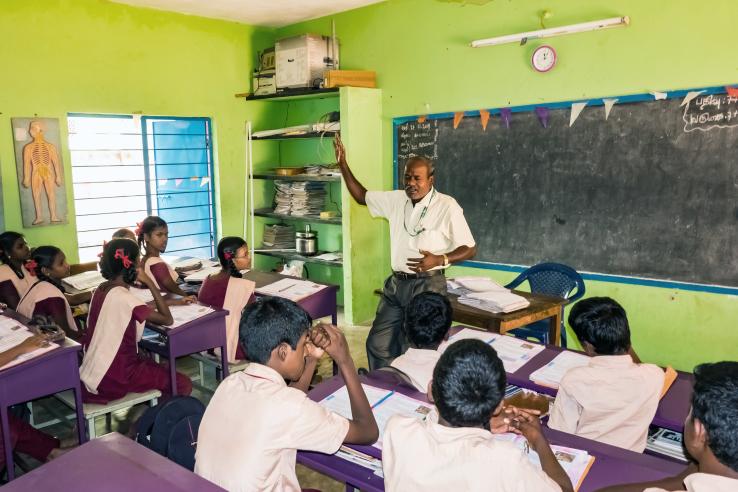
[262,224,295,249]
[449,277,530,314]
[646,427,688,462]
[272,181,327,217]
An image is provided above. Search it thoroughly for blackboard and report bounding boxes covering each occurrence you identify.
[394,89,738,287]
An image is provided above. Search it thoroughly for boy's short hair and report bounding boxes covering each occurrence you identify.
[403,292,452,349]
[432,339,506,428]
[691,361,738,472]
[239,296,312,364]
[568,297,631,355]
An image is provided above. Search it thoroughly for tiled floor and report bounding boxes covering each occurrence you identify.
[15,311,371,491]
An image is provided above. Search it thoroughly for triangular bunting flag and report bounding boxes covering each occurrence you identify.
[190,176,199,182]
[603,98,618,120]
[535,107,549,128]
[453,112,464,129]
[650,91,667,100]
[569,102,587,127]
[417,115,427,123]
[726,86,738,98]
[680,91,704,107]
[500,108,512,129]
[200,176,210,187]
[175,178,184,187]
[479,110,491,131]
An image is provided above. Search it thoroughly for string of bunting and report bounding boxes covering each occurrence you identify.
[416,85,738,130]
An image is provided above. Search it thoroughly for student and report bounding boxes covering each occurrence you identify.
[79,239,192,403]
[388,292,451,392]
[112,228,137,242]
[601,362,738,492]
[0,336,65,469]
[137,216,195,299]
[195,297,378,492]
[0,231,34,309]
[16,246,79,339]
[548,297,664,452]
[198,236,255,363]
[382,339,572,492]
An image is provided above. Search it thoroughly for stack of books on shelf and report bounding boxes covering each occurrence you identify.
[262,224,295,249]
[272,181,326,217]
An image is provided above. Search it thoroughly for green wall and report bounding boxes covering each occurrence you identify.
[278,0,738,371]
[0,0,272,260]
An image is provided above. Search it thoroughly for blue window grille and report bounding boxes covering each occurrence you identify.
[68,114,217,261]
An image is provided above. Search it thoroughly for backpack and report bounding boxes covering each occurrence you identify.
[135,396,205,471]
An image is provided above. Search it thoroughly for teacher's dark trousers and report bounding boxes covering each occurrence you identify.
[367,270,447,370]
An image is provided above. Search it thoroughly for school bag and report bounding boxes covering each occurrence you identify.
[135,396,205,471]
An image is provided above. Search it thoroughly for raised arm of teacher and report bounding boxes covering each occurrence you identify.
[334,135,367,205]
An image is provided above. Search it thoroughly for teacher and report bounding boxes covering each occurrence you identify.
[334,136,476,370]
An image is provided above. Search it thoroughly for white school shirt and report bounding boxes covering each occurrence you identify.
[382,413,561,492]
[390,348,441,392]
[365,188,475,273]
[547,354,665,452]
[194,363,349,492]
[645,473,738,492]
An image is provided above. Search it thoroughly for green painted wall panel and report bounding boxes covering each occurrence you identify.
[278,0,738,370]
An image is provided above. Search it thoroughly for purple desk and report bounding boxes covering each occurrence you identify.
[2,432,224,491]
[0,312,86,480]
[139,309,228,395]
[299,375,687,492]
[449,325,693,433]
[245,271,339,325]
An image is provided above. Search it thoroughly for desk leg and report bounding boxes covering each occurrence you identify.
[169,345,178,396]
[1,405,15,480]
[220,334,229,380]
[73,386,87,444]
[550,308,562,346]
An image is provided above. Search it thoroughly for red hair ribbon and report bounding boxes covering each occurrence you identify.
[114,249,133,268]
[223,251,233,261]
[134,222,143,237]
[97,240,108,259]
[25,259,38,276]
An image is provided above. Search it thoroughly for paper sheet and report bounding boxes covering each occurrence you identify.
[62,270,105,291]
[489,335,545,373]
[320,384,392,419]
[438,327,496,352]
[167,304,215,328]
[529,351,590,389]
[130,288,156,303]
[255,278,327,302]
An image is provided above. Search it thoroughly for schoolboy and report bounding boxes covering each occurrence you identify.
[548,297,664,452]
[194,296,378,492]
[601,361,738,492]
[389,292,452,391]
[383,338,573,492]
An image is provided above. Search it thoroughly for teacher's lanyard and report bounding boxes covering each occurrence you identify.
[403,189,436,237]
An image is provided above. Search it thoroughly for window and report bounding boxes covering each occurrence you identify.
[68,115,216,262]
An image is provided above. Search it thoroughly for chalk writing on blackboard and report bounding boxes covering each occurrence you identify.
[398,120,439,162]
[683,94,738,132]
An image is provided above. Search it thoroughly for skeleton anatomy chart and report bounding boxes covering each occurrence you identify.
[12,118,68,227]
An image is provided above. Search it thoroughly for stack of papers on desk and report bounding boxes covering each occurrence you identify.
[458,290,530,313]
[62,270,105,293]
[262,224,295,249]
[438,328,544,373]
[255,278,327,302]
[0,315,58,370]
[494,433,595,491]
[320,384,434,449]
[646,427,688,462]
[447,276,507,296]
[167,304,215,328]
[529,351,590,389]
[183,266,222,283]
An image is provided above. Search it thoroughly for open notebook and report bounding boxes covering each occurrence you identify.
[0,315,58,370]
[439,328,545,373]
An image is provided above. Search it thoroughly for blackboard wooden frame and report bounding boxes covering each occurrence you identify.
[392,84,738,296]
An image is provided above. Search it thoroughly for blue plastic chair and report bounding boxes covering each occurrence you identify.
[504,262,585,347]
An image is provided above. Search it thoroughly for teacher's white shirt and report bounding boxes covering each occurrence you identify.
[365,188,475,273]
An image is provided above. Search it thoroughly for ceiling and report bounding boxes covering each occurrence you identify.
[112,0,386,27]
